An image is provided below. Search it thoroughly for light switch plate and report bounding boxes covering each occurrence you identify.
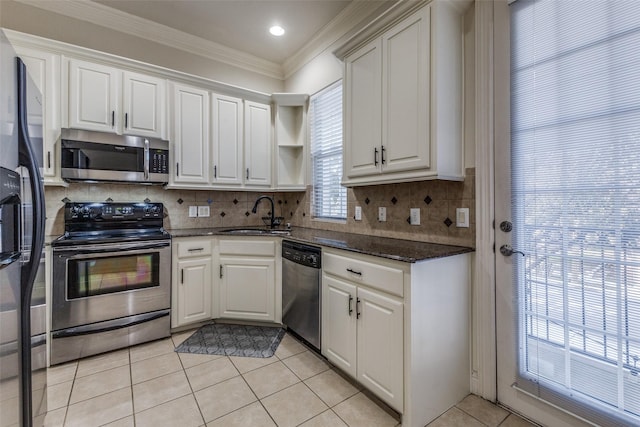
[188,206,198,218]
[410,208,420,225]
[456,208,469,227]
[355,206,362,221]
[378,207,387,222]
[198,206,210,217]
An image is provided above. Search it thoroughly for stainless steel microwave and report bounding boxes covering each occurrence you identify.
[61,129,169,184]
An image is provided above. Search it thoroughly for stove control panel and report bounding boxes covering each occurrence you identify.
[65,202,164,222]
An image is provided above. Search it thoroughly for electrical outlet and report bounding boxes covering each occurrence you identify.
[456,207,470,227]
[378,206,387,222]
[188,206,198,218]
[354,206,362,221]
[410,208,420,225]
[198,206,210,217]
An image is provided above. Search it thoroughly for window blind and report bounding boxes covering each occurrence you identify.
[310,81,346,220]
[510,1,640,425]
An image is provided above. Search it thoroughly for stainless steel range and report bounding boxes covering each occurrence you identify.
[50,202,171,365]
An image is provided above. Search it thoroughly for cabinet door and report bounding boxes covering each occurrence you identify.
[176,258,212,326]
[17,48,61,180]
[68,59,119,133]
[123,71,166,139]
[172,83,210,185]
[356,287,403,412]
[382,7,430,174]
[219,257,275,322]
[322,274,357,378]
[211,94,243,185]
[344,39,382,178]
[244,101,272,187]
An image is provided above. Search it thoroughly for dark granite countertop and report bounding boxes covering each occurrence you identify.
[168,227,473,263]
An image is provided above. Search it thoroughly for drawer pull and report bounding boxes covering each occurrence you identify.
[219,265,223,278]
[346,268,362,276]
[356,298,361,319]
[188,248,204,252]
[348,295,353,316]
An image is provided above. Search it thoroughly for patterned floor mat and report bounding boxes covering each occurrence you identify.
[175,323,286,358]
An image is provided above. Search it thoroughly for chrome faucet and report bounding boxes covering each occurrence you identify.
[251,195,275,228]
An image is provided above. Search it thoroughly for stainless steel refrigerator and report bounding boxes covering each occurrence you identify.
[0,30,47,427]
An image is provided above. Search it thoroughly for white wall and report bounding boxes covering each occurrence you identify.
[284,48,343,96]
[0,0,284,94]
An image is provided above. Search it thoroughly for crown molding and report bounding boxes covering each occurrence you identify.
[15,0,284,80]
[282,0,390,80]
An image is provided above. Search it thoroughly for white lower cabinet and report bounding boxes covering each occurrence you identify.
[322,248,471,427]
[217,238,280,323]
[171,238,213,328]
[322,256,404,412]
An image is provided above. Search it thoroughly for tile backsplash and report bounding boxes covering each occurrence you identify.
[45,168,475,248]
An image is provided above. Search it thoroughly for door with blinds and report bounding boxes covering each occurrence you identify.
[494,1,640,426]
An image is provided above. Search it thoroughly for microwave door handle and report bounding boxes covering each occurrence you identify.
[144,139,150,180]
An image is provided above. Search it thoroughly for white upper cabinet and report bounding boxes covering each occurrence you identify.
[244,101,272,187]
[211,93,243,186]
[68,59,119,133]
[171,82,210,185]
[16,46,63,184]
[122,71,166,138]
[67,59,166,138]
[339,1,465,186]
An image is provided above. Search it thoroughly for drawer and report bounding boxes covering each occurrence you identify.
[219,239,276,256]
[176,239,212,258]
[323,252,404,297]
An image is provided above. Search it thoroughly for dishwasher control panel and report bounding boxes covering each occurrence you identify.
[282,240,321,269]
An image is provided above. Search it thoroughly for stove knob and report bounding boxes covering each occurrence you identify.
[151,205,161,214]
[81,206,90,215]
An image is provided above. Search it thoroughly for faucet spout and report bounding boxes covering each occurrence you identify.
[251,195,276,228]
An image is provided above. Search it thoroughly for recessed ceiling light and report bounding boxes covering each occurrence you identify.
[269,25,285,36]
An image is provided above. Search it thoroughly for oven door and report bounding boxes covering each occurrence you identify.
[51,240,171,331]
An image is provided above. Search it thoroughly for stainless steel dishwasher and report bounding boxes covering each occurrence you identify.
[282,240,321,351]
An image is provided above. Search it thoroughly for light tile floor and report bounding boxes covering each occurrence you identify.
[41,330,538,427]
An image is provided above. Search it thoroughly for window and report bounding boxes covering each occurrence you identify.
[310,81,346,220]
[511,1,640,424]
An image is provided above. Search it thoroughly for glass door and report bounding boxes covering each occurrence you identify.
[495,1,640,426]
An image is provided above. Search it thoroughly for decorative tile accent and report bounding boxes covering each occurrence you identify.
[233,199,238,205]
[284,200,288,205]
[220,212,226,218]
[424,196,432,205]
[296,200,300,205]
[391,197,398,205]
[406,217,411,224]
[144,198,151,203]
[61,197,70,203]
[365,198,370,205]
[207,198,213,205]
[290,212,293,217]
[303,212,306,217]
[105,197,113,202]
[245,211,250,217]
[277,200,282,205]
[177,198,184,205]
[444,217,453,227]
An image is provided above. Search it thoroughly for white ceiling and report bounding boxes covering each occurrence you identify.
[94,0,354,64]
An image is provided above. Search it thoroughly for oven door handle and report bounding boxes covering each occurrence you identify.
[51,310,170,339]
[53,241,170,255]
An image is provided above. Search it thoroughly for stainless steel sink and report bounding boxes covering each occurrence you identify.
[219,228,290,236]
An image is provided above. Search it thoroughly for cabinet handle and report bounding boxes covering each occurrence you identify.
[187,248,204,252]
[47,151,51,169]
[348,295,353,316]
[111,111,115,127]
[246,168,249,180]
[125,113,128,129]
[381,145,386,165]
[219,265,223,278]
[374,147,379,166]
[214,165,217,178]
[180,269,184,284]
[176,163,180,177]
[356,298,361,319]
[346,268,362,276]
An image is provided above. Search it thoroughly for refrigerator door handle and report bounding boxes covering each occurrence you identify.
[17,57,47,427]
